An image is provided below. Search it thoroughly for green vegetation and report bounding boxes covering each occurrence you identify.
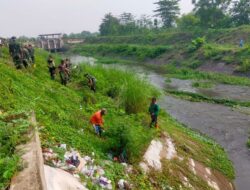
[0,48,234,189]
[237,59,250,73]
[154,0,180,28]
[188,37,206,53]
[0,111,31,189]
[164,65,250,86]
[192,81,214,88]
[72,44,171,61]
[166,90,250,108]
[95,1,249,36]
[247,139,250,148]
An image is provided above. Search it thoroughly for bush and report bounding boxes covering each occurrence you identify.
[247,139,250,148]
[188,37,206,53]
[236,60,250,73]
[187,60,203,69]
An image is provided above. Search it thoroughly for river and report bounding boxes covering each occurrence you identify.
[69,55,250,190]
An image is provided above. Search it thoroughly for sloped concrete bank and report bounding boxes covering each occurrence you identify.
[10,113,86,190]
[140,134,234,190]
[10,112,47,190]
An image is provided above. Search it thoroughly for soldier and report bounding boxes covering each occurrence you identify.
[28,44,35,64]
[58,60,69,85]
[9,37,16,57]
[22,46,31,68]
[9,37,23,69]
[65,58,72,81]
[65,58,72,69]
[84,73,96,92]
[47,55,56,80]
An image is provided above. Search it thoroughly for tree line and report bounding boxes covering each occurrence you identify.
[99,0,250,36]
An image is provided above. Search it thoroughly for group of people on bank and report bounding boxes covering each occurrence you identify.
[47,55,96,91]
[47,55,72,85]
[7,39,160,138]
[9,37,35,69]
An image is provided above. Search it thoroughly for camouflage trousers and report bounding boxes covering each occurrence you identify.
[13,54,23,69]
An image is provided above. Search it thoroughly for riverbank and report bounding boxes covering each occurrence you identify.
[0,48,235,189]
[68,54,250,190]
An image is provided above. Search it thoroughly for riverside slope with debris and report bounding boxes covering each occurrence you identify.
[0,48,237,190]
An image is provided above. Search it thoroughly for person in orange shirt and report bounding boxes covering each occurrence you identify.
[90,108,107,137]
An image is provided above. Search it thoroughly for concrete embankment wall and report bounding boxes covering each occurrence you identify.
[10,112,47,190]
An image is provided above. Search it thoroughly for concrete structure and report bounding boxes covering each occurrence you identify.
[38,33,64,52]
[10,112,47,190]
[64,38,85,44]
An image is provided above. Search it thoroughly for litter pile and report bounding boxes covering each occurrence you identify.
[42,144,131,190]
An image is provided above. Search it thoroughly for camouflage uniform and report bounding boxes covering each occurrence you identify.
[9,39,23,69]
[22,47,31,68]
[58,61,69,85]
[28,45,35,64]
[48,57,56,80]
[85,74,96,92]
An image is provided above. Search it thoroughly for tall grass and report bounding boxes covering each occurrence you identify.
[72,64,159,114]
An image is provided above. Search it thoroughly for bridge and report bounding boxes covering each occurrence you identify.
[37,33,64,52]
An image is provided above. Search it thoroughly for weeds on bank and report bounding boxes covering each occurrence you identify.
[247,139,250,149]
[166,89,250,108]
[164,65,250,86]
[192,81,214,88]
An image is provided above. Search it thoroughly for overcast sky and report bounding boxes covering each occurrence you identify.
[0,0,193,37]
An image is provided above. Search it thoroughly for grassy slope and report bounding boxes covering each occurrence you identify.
[0,48,234,189]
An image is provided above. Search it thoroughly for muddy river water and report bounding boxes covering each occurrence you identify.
[70,56,250,190]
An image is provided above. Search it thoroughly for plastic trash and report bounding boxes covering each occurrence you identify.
[99,176,109,186]
[60,144,67,149]
[118,179,125,189]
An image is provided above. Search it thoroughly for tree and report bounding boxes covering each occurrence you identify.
[99,13,120,36]
[154,0,180,28]
[137,15,154,29]
[177,13,200,30]
[231,0,250,26]
[119,12,137,35]
[192,0,232,28]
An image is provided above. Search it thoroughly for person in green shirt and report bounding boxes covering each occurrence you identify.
[148,97,160,128]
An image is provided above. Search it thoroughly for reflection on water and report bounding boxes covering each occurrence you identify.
[67,55,97,65]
